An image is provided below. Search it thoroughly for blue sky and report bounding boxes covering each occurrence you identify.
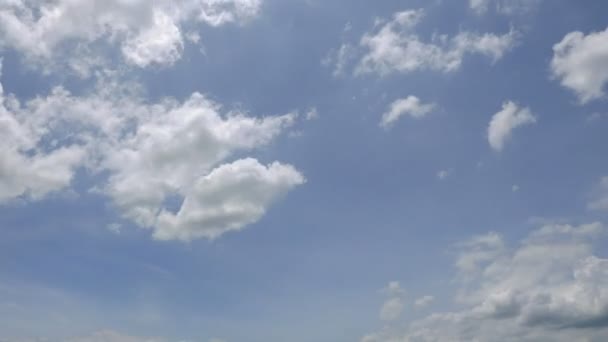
[1,1,608,341]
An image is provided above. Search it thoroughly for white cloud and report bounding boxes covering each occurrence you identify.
[0,67,303,241]
[380,281,405,321]
[65,330,166,342]
[0,0,262,72]
[589,176,608,212]
[437,169,451,180]
[470,0,542,16]
[512,184,520,192]
[355,9,517,75]
[487,101,536,151]
[0,63,86,202]
[121,10,184,68]
[380,95,435,129]
[155,158,304,241]
[362,222,608,342]
[380,297,404,321]
[551,27,608,104]
[414,296,434,308]
[305,107,319,120]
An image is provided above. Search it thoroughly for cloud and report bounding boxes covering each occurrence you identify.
[551,27,608,104]
[0,0,262,72]
[380,297,404,321]
[65,330,167,342]
[588,176,608,212]
[362,222,608,341]
[380,282,405,321]
[354,9,517,76]
[305,107,319,121]
[0,67,303,241]
[437,169,451,180]
[414,296,434,308]
[470,0,543,16]
[155,158,304,241]
[380,96,435,129]
[487,101,536,151]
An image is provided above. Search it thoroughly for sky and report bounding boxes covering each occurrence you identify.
[0,0,608,341]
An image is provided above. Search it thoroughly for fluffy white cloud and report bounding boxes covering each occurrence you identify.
[355,9,517,75]
[551,27,608,104]
[155,158,304,241]
[380,96,435,129]
[0,0,262,71]
[487,101,536,151]
[0,66,303,241]
[589,176,608,212]
[0,63,85,202]
[362,222,608,342]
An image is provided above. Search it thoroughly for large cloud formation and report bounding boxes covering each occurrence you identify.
[0,0,262,73]
[0,64,304,241]
[363,222,608,341]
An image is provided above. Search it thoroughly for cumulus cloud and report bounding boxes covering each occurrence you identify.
[155,158,304,241]
[380,96,435,129]
[354,9,517,76]
[362,222,608,342]
[487,101,536,151]
[551,27,608,104]
[589,176,608,212]
[0,66,303,241]
[0,0,262,71]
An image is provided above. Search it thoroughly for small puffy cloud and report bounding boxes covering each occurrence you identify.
[588,176,608,212]
[551,27,608,104]
[355,9,517,76]
[414,296,434,308]
[380,96,435,129]
[362,222,608,341]
[0,0,263,72]
[487,101,536,151]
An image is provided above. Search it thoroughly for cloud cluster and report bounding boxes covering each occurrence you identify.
[0,66,303,241]
[551,27,608,104]
[362,222,608,341]
[487,101,536,151]
[354,9,517,76]
[0,0,262,72]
